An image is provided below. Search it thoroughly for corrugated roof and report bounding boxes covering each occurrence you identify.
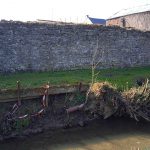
[108,4,150,20]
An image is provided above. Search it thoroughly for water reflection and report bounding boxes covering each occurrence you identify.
[0,117,150,150]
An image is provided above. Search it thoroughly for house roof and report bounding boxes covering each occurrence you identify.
[87,15,106,25]
[107,4,150,20]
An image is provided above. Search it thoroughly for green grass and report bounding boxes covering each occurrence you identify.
[0,66,149,89]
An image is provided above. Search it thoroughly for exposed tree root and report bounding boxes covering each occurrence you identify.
[85,80,150,121]
[0,81,150,140]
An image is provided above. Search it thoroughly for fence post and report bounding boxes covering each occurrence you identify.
[46,82,49,107]
[17,81,21,106]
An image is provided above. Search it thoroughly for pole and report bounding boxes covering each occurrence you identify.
[17,81,21,106]
[46,82,49,107]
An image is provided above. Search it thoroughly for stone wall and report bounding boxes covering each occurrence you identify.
[0,21,150,73]
[106,11,150,31]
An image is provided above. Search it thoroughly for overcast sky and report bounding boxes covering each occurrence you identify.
[0,0,149,23]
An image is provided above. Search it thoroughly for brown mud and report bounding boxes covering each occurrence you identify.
[0,81,150,141]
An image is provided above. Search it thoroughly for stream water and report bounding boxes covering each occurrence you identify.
[0,117,150,150]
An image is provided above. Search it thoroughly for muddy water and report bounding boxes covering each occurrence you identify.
[0,118,150,150]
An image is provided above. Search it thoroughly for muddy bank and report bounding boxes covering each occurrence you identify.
[0,110,85,141]
[0,81,150,141]
[0,92,89,141]
[0,107,95,141]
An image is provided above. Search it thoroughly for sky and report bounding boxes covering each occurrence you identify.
[0,0,149,23]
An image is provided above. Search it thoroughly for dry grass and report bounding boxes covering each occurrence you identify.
[86,80,150,121]
[122,79,150,121]
[86,82,121,119]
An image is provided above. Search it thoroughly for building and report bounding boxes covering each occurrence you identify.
[106,4,150,31]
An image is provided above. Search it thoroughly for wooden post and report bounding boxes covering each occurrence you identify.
[17,81,21,106]
[78,82,82,92]
[45,82,49,107]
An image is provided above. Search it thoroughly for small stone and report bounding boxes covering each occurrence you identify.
[78,121,85,127]
[0,135,3,141]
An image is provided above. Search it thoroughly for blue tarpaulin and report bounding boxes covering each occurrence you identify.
[87,15,106,25]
